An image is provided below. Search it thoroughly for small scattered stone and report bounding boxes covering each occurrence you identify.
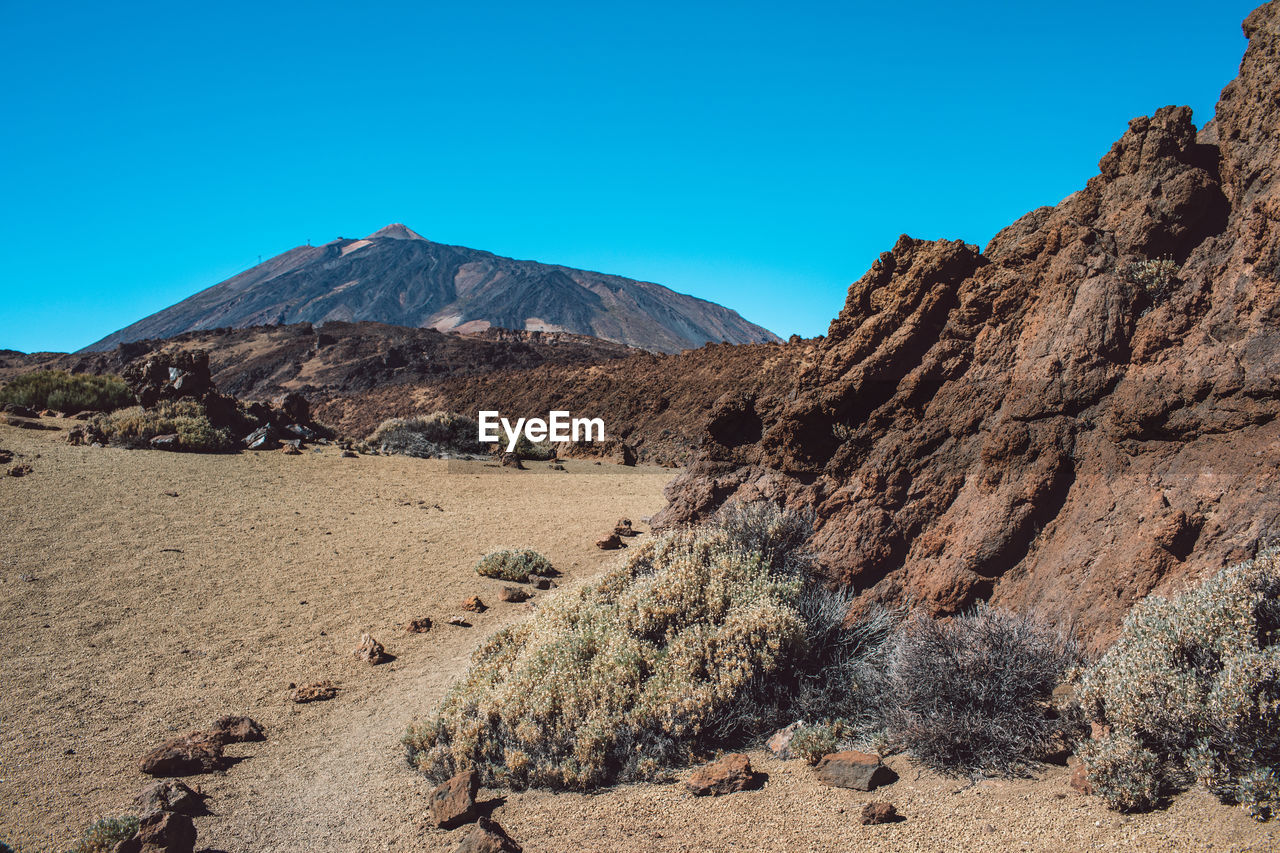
[498,586,531,603]
[461,596,488,613]
[134,780,205,818]
[281,444,302,455]
[813,751,898,791]
[499,452,524,469]
[1068,755,1094,795]
[291,681,338,703]
[614,518,638,537]
[341,449,358,458]
[685,753,759,796]
[766,722,801,758]
[405,617,433,633]
[7,463,33,477]
[529,576,555,590]
[208,715,265,744]
[353,633,389,664]
[429,769,479,828]
[861,801,900,825]
[150,433,180,450]
[454,816,522,853]
[0,448,12,464]
[447,616,471,627]
[596,533,624,550]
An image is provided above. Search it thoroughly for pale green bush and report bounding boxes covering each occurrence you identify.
[66,815,139,853]
[791,722,840,765]
[405,503,825,789]
[1078,548,1280,818]
[475,549,554,582]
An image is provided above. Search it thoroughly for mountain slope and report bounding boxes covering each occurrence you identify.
[84,227,780,354]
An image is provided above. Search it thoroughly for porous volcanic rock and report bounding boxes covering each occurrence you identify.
[813,751,897,791]
[114,810,197,853]
[134,780,206,818]
[454,816,522,853]
[656,1,1280,647]
[685,753,759,796]
[139,734,226,777]
[429,769,479,828]
[353,633,389,664]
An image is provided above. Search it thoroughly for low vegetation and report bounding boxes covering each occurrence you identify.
[407,503,884,789]
[1078,548,1280,819]
[0,370,133,414]
[369,411,486,459]
[475,549,554,582]
[882,606,1083,776]
[65,815,139,853]
[1124,256,1180,301]
[90,400,236,452]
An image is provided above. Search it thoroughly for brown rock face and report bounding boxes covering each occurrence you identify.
[685,753,760,796]
[429,769,479,828]
[656,2,1280,646]
[812,751,897,791]
[115,810,197,853]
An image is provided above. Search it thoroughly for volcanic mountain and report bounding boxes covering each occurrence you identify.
[83,225,780,354]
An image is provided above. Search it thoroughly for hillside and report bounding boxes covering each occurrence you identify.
[82,225,780,354]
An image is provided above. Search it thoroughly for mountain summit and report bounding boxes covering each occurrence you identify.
[84,227,780,353]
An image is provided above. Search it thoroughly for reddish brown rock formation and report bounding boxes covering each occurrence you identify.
[685,753,760,796]
[656,2,1280,647]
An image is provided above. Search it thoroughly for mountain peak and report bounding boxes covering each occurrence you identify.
[367,223,426,241]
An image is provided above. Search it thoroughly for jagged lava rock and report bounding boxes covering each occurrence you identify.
[655,1,1280,647]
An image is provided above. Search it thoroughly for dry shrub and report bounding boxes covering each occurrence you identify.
[369,412,485,459]
[883,606,1082,776]
[0,370,132,414]
[405,503,831,789]
[66,815,139,853]
[475,549,554,582]
[91,400,235,452]
[1078,549,1280,818]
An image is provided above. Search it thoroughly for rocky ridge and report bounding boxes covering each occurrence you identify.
[655,1,1280,645]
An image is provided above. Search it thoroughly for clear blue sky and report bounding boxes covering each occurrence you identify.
[0,1,1259,353]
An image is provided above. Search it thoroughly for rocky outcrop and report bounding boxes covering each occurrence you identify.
[657,3,1280,646]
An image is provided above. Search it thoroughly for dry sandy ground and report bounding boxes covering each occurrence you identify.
[2,419,1278,852]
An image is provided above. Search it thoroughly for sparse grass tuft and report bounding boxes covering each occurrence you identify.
[0,370,133,414]
[1124,256,1180,301]
[1077,548,1280,819]
[475,549,554,582]
[790,722,841,765]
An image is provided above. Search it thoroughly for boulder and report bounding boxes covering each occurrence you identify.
[139,734,226,777]
[7,464,33,477]
[529,576,555,590]
[685,753,759,796]
[291,681,339,703]
[596,533,624,550]
[861,801,900,825]
[454,816,522,853]
[428,769,479,828]
[614,518,638,537]
[1,403,37,418]
[353,633,389,664]
[499,452,524,469]
[405,617,433,633]
[614,442,637,466]
[461,596,488,613]
[341,449,359,458]
[134,780,205,818]
[813,751,897,791]
[498,586,531,603]
[280,444,302,455]
[0,448,11,464]
[276,392,311,425]
[243,426,280,451]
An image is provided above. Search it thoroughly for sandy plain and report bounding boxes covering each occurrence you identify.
[1,419,1277,852]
